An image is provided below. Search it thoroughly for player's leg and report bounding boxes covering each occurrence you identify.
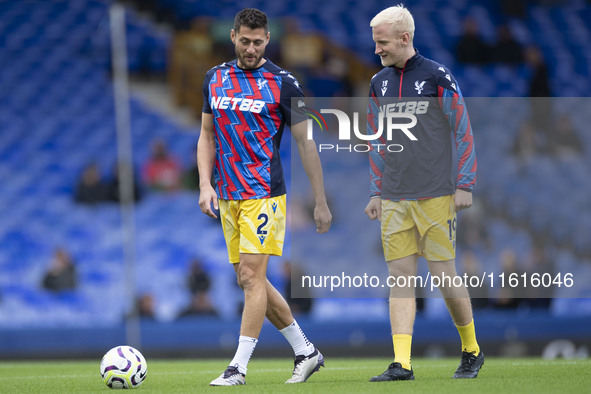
[427,259,477,332]
[388,254,418,365]
[210,254,269,386]
[248,195,323,381]
[227,195,282,378]
[244,194,301,334]
[265,279,315,357]
[370,200,417,382]
[265,282,323,383]
[218,194,321,383]
[236,254,270,337]
[264,279,324,383]
[232,253,270,371]
[210,200,250,386]
[231,193,286,348]
[427,259,484,378]
[264,278,293,328]
[418,195,483,378]
[247,195,323,382]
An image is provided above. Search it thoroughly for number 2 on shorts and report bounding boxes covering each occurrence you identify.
[257,213,268,235]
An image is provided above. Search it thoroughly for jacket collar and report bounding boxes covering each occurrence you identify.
[392,49,421,73]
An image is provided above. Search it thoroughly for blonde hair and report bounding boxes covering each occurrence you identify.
[370,4,415,42]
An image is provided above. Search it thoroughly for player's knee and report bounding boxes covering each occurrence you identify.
[236,276,244,290]
[237,267,262,291]
[238,276,257,292]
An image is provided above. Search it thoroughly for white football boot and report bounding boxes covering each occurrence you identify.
[285,349,325,383]
[210,365,246,386]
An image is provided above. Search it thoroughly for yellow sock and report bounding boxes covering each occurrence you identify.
[392,334,412,370]
[456,319,480,355]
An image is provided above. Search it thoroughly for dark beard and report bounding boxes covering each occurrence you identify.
[236,49,264,69]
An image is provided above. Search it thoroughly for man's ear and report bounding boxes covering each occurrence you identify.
[401,31,411,46]
[231,29,236,44]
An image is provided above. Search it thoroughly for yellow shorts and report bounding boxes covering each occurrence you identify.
[381,195,456,262]
[219,195,286,264]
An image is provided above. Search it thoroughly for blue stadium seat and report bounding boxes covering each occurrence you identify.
[1,0,591,328]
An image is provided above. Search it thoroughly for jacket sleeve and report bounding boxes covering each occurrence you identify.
[437,73,477,191]
[367,86,385,197]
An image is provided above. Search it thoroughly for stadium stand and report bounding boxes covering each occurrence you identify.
[0,0,590,356]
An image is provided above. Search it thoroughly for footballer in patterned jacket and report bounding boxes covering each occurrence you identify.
[367,50,477,200]
[365,5,483,384]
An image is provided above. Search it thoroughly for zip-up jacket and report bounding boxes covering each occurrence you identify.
[367,51,477,200]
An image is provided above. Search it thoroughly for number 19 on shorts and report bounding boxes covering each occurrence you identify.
[447,218,457,249]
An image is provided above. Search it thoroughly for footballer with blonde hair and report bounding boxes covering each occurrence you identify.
[365,4,484,381]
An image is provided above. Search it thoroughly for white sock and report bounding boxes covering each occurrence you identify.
[279,320,315,356]
[229,336,258,375]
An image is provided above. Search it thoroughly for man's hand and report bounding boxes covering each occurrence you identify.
[199,185,219,219]
[454,189,472,212]
[364,197,381,221]
[291,120,332,233]
[314,201,332,233]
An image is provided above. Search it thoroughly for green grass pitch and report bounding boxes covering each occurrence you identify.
[1,357,589,393]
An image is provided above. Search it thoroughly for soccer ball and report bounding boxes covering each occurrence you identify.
[100,345,147,389]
